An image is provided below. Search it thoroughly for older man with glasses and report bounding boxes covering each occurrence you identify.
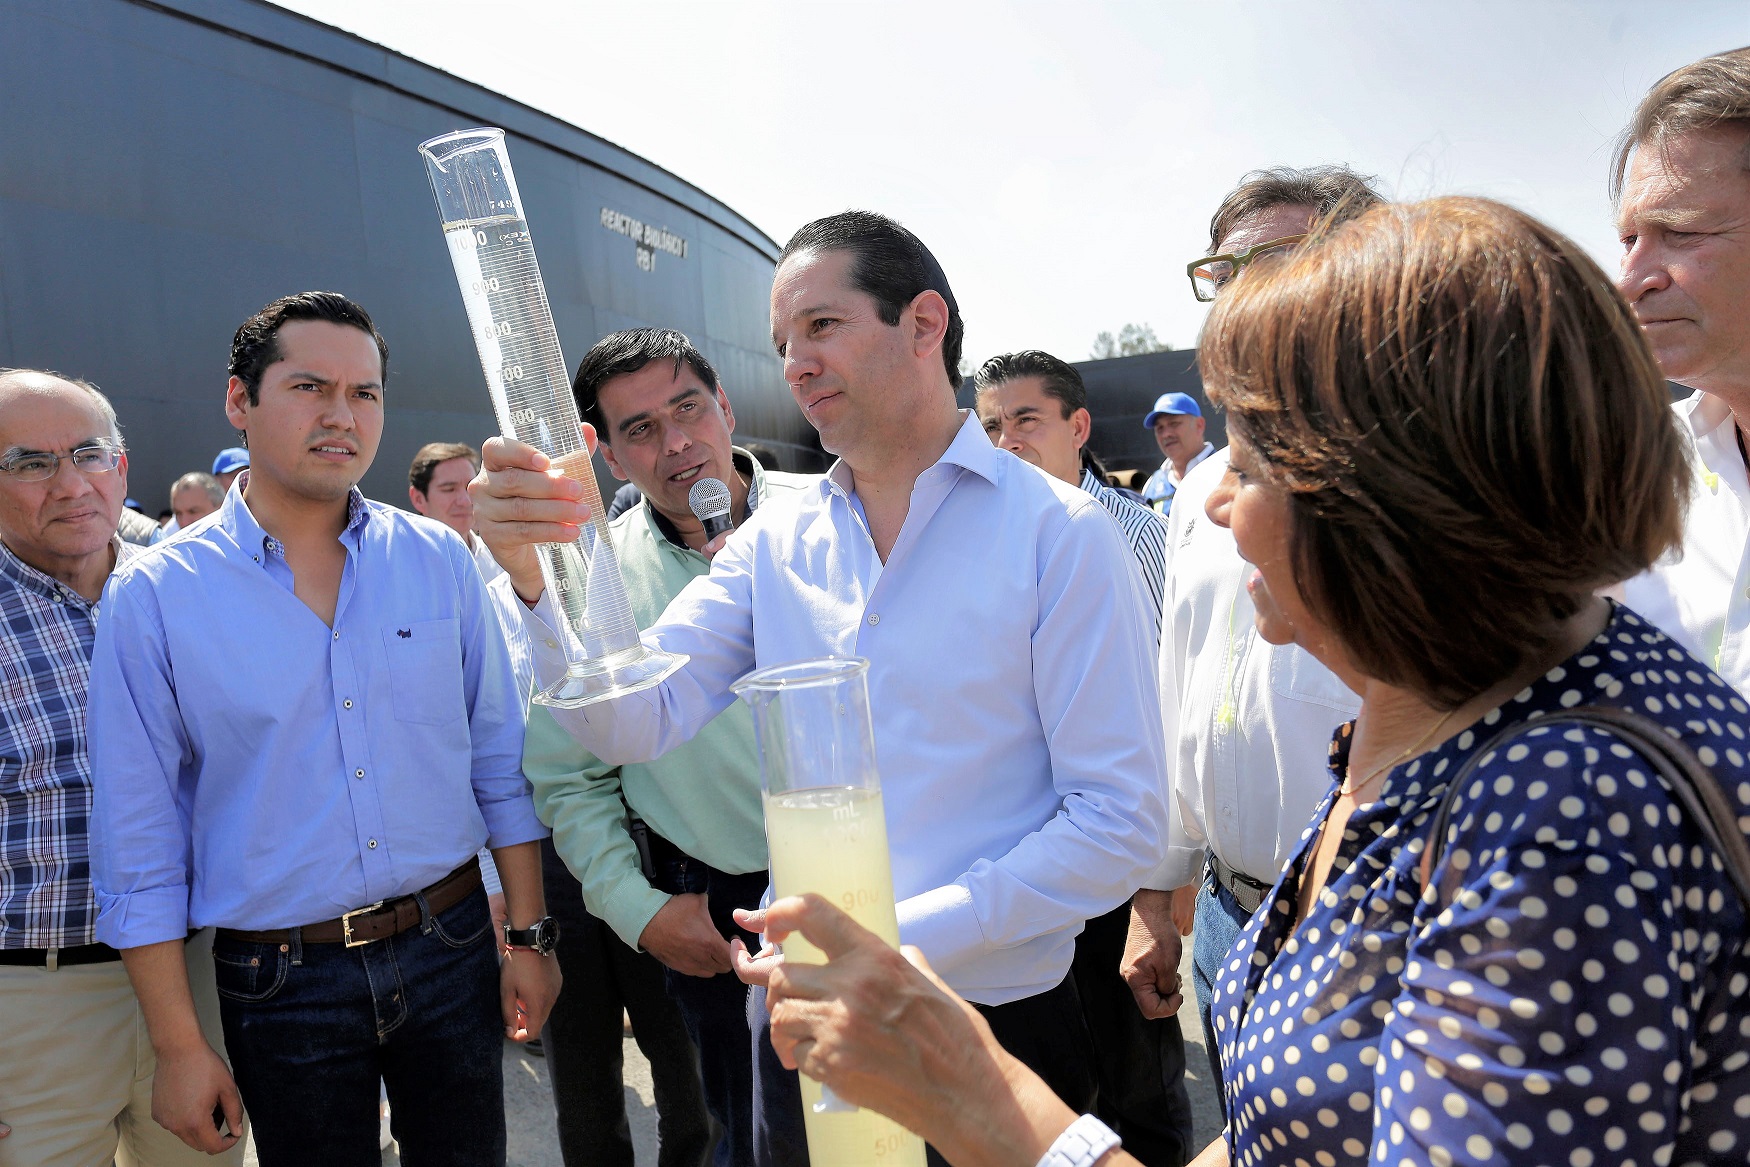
[1124,169,1383,1110]
[0,368,241,1166]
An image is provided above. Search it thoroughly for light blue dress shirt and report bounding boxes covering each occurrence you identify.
[88,480,546,948]
[526,413,1168,1005]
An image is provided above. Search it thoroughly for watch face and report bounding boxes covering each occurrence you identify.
[533,917,560,953]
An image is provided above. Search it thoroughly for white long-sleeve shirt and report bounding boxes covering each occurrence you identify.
[1152,449,1358,891]
[523,413,1168,1005]
[1622,390,1749,694]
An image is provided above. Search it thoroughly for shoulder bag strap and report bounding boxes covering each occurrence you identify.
[1419,705,1750,912]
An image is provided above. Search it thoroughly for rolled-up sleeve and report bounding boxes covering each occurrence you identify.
[89,577,196,948]
[455,544,546,848]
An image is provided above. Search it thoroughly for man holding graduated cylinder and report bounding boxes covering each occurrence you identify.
[474,212,1167,1165]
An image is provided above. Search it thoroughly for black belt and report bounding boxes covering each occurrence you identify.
[0,942,121,968]
[1209,853,1274,916]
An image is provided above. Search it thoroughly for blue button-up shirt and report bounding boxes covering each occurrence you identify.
[528,413,1168,1004]
[88,480,545,947]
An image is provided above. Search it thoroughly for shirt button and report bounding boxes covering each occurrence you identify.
[53,593,64,603]
[333,630,340,641]
[545,639,557,649]
[354,768,365,779]
[367,838,378,849]
[866,612,880,626]
[252,555,260,563]
[343,699,354,709]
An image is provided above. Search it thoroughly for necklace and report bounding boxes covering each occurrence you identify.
[1338,708,1458,798]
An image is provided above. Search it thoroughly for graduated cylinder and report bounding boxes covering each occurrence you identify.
[418,127,683,707]
[733,658,926,1167]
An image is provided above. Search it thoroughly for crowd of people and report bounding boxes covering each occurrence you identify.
[0,41,1747,1167]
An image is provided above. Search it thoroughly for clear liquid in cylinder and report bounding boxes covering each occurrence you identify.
[763,788,927,1167]
[443,217,642,664]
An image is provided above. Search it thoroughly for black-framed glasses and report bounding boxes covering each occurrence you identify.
[1187,234,1308,302]
[0,440,125,483]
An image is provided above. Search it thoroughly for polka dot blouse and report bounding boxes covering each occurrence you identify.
[1210,606,1750,1167]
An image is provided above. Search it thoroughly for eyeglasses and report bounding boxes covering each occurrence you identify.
[1187,234,1308,303]
[0,441,125,483]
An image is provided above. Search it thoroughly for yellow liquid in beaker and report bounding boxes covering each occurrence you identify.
[763,788,927,1167]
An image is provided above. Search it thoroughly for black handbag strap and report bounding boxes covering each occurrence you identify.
[1419,704,1750,912]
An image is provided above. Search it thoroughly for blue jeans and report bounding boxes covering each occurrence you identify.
[212,886,505,1167]
[1192,874,1251,1116]
[649,848,769,1167]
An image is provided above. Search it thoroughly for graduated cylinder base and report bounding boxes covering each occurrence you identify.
[532,644,688,709]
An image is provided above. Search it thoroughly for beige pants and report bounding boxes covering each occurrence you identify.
[0,929,243,1167]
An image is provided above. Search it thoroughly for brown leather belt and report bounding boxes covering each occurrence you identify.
[217,861,481,948]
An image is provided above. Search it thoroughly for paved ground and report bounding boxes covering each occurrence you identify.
[249,940,1221,1166]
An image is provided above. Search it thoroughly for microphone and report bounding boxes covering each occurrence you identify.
[688,477,734,543]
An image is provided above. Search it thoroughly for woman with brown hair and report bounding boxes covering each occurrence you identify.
[741,197,1750,1167]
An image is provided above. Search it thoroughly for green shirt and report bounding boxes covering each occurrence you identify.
[525,453,816,949]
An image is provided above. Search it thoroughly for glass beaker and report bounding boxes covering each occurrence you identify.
[419,128,684,708]
[732,657,926,1167]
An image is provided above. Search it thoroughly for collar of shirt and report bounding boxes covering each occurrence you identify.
[1168,442,1217,488]
[220,469,370,567]
[647,447,767,549]
[820,410,1001,502]
[0,533,133,610]
[1682,390,1750,501]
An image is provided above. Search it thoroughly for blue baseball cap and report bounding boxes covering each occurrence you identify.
[1143,392,1202,428]
[211,447,250,477]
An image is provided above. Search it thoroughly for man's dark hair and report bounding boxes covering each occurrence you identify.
[778,210,964,390]
[1208,166,1385,251]
[973,350,1087,417]
[973,350,1108,478]
[572,329,720,441]
[228,291,388,405]
[409,441,480,496]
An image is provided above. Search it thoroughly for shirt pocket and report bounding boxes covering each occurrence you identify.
[1267,641,1358,713]
[381,618,465,726]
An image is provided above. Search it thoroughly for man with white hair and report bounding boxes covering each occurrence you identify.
[0,368,238,1165]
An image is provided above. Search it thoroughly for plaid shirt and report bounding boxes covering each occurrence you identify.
[0,536,136,948]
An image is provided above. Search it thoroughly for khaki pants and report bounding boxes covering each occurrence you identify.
[0,929,243,1167]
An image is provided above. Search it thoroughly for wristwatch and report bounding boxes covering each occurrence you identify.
[503,916,560,955]
[1036,1115,1120,1167]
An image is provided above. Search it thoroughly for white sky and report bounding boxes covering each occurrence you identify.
[275,0,1747,368]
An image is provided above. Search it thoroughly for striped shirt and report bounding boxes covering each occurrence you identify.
[1080,466,1168,643]
[0,535,137,949]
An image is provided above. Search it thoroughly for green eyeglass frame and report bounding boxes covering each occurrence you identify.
[1186,234,1309,303]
